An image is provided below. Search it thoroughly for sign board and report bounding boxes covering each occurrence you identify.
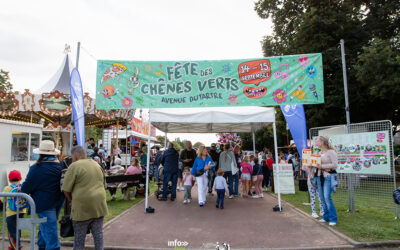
[330,131,391,175]
[273,164,295,194]
[96,53,324,109]
[312,131,391,175]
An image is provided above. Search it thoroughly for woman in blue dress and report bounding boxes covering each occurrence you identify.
[191,145,214,207]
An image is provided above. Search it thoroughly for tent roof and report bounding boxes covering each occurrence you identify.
[34,54,73,94]
[33,54,90,95]
[150,106,275,133]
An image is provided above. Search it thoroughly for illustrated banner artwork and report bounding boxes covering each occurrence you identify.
[96,53,324,109]
[273,164,295,194]
[321,131,390,175]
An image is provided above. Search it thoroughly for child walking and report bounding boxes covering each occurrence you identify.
[251,158,264,198]
[240,156,253,198]
[182,167,194,204]
[213,168,228,209]
[2,170,27,250]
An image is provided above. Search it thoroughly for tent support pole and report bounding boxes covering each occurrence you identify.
[145,113,152,212]
[252,129,256,155]
[164,132,167,149]
[125,121,128,167]
[273,122,282,211]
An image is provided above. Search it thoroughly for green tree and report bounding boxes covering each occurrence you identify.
[87,127,103,144]
[156,135,170,148]
[193,141,203,149]
[253,0,400,142]
[0,69,13,92]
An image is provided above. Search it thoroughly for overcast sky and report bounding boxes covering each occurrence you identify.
[0,0,272,146]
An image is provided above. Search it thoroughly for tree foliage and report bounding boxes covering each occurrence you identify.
[193,141,203,149]
[0,69,13,92]
[247,0,400,149]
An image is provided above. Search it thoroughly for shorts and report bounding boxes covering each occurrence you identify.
[177,168,183,178]
[241,173,251,181]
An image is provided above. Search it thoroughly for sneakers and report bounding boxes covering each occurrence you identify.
[216,204,219,208]
[319,219,327,223]
[183,200,188,204]
[111,194,116,201]
[177,187,180,191]
[312,212,319,218]
[228,195,234,199]
[253,195,260,199]
[187,199,191,203]
[180,187,184,191]
[259,193,264,198]
[329,222,337,226]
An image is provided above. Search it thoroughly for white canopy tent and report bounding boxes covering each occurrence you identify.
[144,106,282,212]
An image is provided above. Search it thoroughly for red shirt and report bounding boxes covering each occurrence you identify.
[266,158,273,169]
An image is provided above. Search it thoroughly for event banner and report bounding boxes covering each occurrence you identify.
[314,131,391,175]
[273,164,295,194]
[95,53,324,109]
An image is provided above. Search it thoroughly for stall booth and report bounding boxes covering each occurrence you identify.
[102,128,158,166]
[0,118,42,191]
[143,106,282,212]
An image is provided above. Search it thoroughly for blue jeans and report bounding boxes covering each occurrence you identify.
[216,189,225,209]
[37,204,63,250]
[223,171,233,196]
[317,175,338,223]
[232,173,239,195]
[163,172,178,199]
[152,164,159,182]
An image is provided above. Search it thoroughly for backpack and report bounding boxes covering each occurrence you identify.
[7,184,29,211]
[393,187,400,204]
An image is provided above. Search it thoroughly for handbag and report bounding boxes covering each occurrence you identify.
[195,168,204,177]
[60,214,74,238]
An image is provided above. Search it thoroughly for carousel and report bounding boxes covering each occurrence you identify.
[0,53,134,155]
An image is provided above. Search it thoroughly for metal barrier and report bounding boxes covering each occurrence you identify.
[310,120,398,218]
[0,192,46,250]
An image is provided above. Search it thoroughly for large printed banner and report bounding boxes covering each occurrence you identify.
[95,53,324,109]
[328,131,391,175]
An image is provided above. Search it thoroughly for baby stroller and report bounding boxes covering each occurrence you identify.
[154,164,172,199]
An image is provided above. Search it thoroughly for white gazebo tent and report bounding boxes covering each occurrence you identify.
[144,106,282,212]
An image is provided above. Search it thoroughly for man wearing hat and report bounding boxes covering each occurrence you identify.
[22,140,64,250]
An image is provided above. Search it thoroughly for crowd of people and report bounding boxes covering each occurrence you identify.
[154,137,338,226]
[1,135,338,250]
[156,141,279,209]
[2,140,109,250]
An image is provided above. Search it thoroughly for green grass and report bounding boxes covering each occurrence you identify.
[281,183,400,242]
[0,181,157,241]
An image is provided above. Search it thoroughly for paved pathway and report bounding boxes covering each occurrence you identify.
[90,186,350,249]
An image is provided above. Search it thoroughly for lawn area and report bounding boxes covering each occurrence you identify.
[0,181,157,241]
[280,183,400,242]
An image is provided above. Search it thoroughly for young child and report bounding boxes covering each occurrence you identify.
[2,170,27,250]
[213,168,228,209]
[182,167,193,204]
[240,156,253,198]
[252,158,264,198]
[124,158,142,200]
